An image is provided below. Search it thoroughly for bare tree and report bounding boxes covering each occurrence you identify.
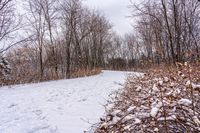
[129,0,200,67]
[27,0,47,80]
[40,0,59,77]
[0,0,22,54]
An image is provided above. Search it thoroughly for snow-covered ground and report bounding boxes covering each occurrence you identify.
[0,70,139,133]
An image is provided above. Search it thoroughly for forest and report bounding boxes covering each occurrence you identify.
[0,0,200,85]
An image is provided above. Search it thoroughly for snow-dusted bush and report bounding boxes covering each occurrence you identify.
[0,56,11,84]
[0,56,11,77]
[93,63,200,133]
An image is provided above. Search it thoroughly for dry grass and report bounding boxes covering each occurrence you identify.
[70,68,102,78]
[1,68,102,86]
[92,63,200,133]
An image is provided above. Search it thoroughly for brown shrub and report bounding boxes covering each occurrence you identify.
[92,63,200,133]
[70,68,102,78]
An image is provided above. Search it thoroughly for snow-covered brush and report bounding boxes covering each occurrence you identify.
[93,63,200,133]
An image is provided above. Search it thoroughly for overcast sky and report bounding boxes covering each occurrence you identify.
[83,0,138,36]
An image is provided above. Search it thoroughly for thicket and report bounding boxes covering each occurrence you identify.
[1,0,200,86]
[92,63,200,133]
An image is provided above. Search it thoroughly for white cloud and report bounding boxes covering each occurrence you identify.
[83,0,137,36]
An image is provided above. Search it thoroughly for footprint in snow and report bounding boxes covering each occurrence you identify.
[33,110,46,120]
[7,103,17,108]
[33,110,42,115]
[57,107,63,110]
[78,98,87,102]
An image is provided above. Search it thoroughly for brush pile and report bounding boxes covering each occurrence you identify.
[93,63,200,133]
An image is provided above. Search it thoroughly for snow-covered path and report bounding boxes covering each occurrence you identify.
[0,71,138,133]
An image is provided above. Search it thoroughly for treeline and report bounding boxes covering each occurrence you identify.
[126,0,200,67]
[0,0,118,84]
[0,0,136,84]
[17,0,114,81]
[1,0,200,85]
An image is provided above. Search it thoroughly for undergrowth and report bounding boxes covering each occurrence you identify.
[90,63,200,133]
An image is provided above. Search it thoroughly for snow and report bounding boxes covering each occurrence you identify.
[192,83,200,90]
[186,80,191,86]
[193,116,200,126]
[178,98,192,106]
[158,115,176,121]
[111,110,121,116]
[150,107,159,118]
[154,128,159,132]
[127,106,136,112]
[0,70,139,133]
[135,86,142,92]
[134,118,141,124]
[152,84,159,92]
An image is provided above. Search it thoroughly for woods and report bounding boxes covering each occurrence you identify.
[0,0,200,85]
[1,0,114,84]
[0,0,22,54]
[128,0,200,66]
